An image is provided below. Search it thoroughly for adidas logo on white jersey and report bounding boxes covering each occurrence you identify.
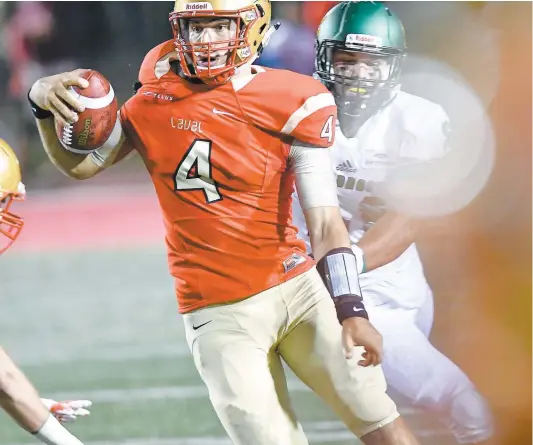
[336,160,358,173]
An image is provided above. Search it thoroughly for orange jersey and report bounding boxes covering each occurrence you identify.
[121,41,337,313]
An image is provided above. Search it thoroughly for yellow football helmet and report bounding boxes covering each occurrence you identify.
[0,139,25,254]
[170,0,271,85]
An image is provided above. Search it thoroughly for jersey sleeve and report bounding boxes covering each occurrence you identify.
[289,141,338,210]
[237,69,337,147]
[137,40,176,86]
[119,100,132,127]
[115,97,147,157]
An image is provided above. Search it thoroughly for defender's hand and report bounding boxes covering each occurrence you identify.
[41,398,92,423]
[29,69,89,126]
[341,317,382,366]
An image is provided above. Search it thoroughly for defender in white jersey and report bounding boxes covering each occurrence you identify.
[293,2,494,444]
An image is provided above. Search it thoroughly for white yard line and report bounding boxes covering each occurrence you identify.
[45,382,418,416]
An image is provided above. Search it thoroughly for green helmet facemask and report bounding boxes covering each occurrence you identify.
[316,1,406,137]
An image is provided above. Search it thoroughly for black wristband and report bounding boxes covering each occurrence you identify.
[334,296,369,323]
[28,90,53,120]
[316,247,369,323]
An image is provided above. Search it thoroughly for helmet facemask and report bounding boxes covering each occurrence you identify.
[0,183,25,255]
[170,5,263,86]
[316,39,404,137]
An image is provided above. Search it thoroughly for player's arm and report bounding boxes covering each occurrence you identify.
[290,141,382,365]
[289,145,344,262]
[0,347,85,445]
[288,141,353,262]
[354,204,419,273]
[29,70,133,180]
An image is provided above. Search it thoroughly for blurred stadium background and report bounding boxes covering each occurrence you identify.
[0,1,530,444]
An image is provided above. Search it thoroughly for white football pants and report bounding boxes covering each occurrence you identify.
[366,286,494,444]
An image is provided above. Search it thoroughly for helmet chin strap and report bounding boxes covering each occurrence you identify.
[337,84,401,138]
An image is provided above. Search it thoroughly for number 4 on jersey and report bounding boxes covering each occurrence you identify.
[320,115,334,143]
[173,139,222,203]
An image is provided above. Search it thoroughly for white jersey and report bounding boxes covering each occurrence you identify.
[293,91,450,309]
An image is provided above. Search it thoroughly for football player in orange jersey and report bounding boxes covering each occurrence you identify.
[28,1,420,443]
[0,140,91,445]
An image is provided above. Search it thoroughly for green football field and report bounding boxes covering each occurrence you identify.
[0,247,453,445]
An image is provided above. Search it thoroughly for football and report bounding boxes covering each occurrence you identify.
[56,70,118,154]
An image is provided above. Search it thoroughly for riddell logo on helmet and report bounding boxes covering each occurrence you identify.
[185,2,212,10]
[346,34,383,47]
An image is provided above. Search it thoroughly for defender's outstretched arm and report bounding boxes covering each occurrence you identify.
[0,347,86,445]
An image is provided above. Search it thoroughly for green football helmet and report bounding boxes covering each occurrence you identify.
[316,1,406,135]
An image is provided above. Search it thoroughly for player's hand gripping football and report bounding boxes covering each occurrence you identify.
[41,398,92,423]
[341,317,383,366]
[29,69,89,126]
